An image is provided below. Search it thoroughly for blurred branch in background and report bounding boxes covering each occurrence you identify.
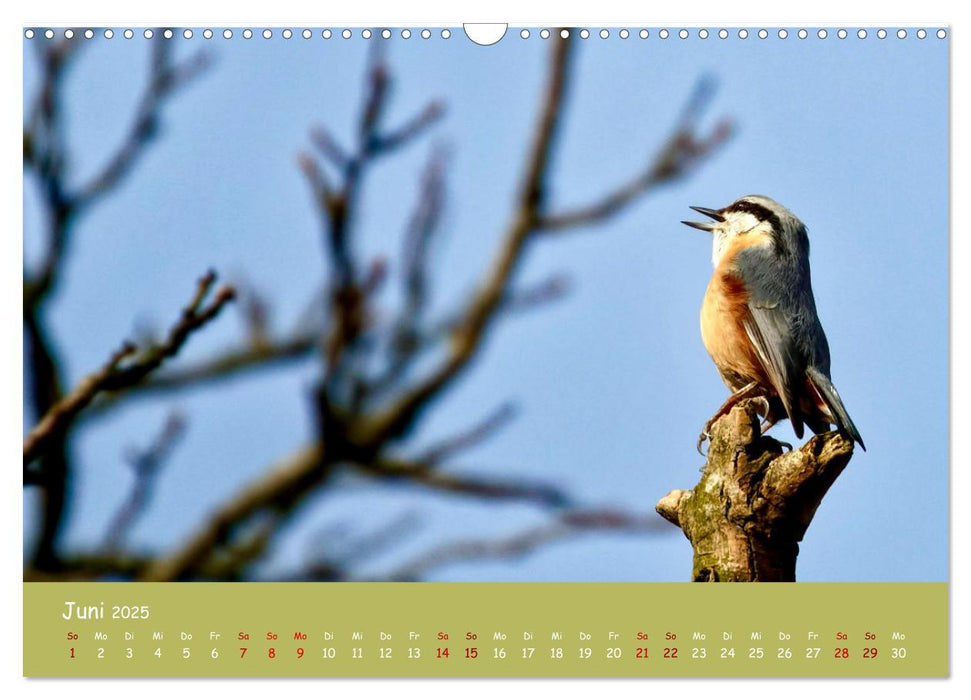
[414,402,518,467]
[23,271,233,469]
[275,508,667,582]
[23,29,731,581]
[536,74,732,232]
[293,513,425,582]
[103,413,187,554]
[23,35,210,310]
[382,508,670,582]
[23,31,212,571]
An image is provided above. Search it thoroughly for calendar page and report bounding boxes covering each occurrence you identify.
[21,17,949,681]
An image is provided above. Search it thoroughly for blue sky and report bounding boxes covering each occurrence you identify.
[23,27,948,581]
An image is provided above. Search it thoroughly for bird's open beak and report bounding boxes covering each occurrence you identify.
[681,206,725,232]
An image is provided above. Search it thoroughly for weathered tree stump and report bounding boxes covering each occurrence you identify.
[656,401,855,582]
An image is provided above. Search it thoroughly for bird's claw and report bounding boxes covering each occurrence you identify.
[697,420,715,455]
[696,432,708,456]
[752,396,771,418]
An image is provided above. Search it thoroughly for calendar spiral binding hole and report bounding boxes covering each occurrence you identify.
[24,27,949,41]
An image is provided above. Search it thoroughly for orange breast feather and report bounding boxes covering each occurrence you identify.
[700,237,772,390]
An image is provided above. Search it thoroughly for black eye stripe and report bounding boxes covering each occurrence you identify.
[727,199,788,255]
[727,200,774,221]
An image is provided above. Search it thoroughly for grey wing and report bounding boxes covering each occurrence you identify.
[735,246,808,438]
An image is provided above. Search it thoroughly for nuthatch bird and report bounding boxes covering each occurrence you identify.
[683,195,865,453]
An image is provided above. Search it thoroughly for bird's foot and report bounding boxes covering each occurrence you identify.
[752,396,771,421]
[755,402,791,450]
[697,414,722,455]
[697,382,763,455]
[696,427,711,456]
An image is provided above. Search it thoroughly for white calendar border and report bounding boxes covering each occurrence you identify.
[3,0,964,698]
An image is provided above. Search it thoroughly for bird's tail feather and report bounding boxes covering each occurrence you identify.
[807,366,865,451]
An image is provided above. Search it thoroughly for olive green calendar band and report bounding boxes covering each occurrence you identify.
[24,582,947,677]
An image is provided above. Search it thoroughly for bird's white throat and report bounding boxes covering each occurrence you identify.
[710,212,771,268]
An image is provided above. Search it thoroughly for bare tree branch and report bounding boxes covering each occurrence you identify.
[25,553,153,581]
[84,333,318,421]
[25,32,729,582]
[536,75,733,233]
[140,437,574,582]
[201,515,281,581]
[103,413,187,553]
[371,273,572,401]
[297,152,336,214]
[23,39,81,310]
[131,32,727,581]
[415,402,518,466]
[22,34,211,571]
[23,271,234,466]
[353,33,577,448]
[359,455,570,508]
[24,33,209,311]
[535,168,662,233]
[299,48,449,400]
[372,233,443,394]
[400,146,448,324]
[23,42,83,568]
[502,273,573,313]
[139,443,326,581]
[293,512,423,580]
[310,126,351,170]
[24,341,136,468]
[373,101,446,153]
[232,278,273,349]
[383,507,669,581]
[73,41,210,208]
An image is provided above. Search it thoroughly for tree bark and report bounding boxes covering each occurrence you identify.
[656,401,855,582]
